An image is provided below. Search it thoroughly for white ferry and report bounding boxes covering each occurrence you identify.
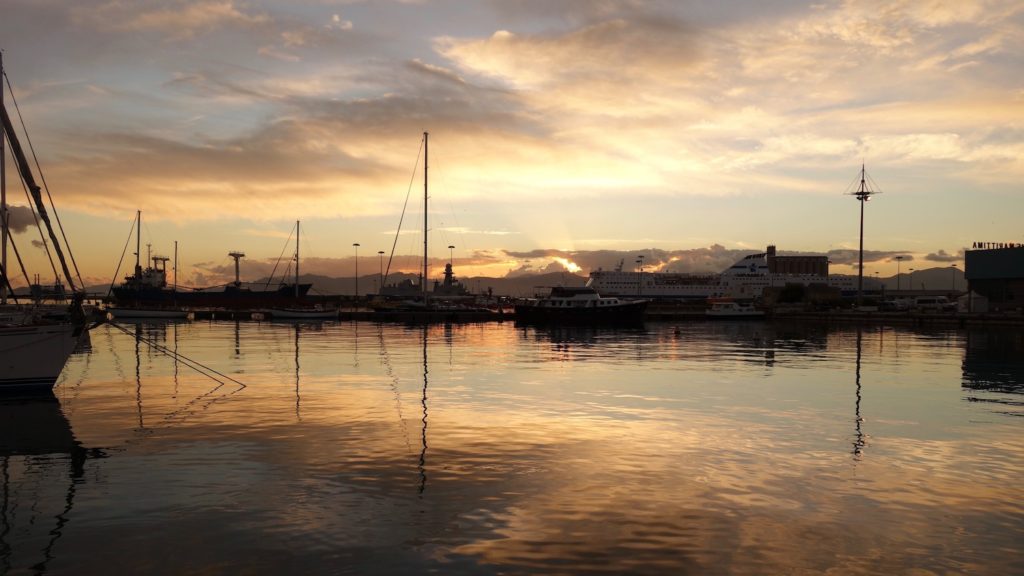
[586,246,858,300]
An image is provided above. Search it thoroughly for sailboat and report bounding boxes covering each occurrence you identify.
[262,221,337,320]
[1,54,89,394]
[374,132,497,322]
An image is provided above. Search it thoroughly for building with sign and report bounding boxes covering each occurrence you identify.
[964,245,1024,311]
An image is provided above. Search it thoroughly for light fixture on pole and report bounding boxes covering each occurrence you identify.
[353,243,360,297]
[895,255,904,291]
[846,164,882,306]
[636,255,645,297]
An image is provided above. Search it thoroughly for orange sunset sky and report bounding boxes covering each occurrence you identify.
[2,0,1022,289]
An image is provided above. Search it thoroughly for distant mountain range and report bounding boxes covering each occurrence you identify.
[866,266,965,292]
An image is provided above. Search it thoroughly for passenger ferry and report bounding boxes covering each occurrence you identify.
[586,246,858,300]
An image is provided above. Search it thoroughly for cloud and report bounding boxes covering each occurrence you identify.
[925,249,963,263]
[73,0,271,39]
[5,205,40,234]
[327,14,353,31]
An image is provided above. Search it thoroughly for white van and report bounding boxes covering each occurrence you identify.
[914,296,955,311]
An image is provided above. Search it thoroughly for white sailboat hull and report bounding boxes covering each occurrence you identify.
[0,324,82,392]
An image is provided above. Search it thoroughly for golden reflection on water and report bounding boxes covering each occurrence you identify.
[3,321,1020,574]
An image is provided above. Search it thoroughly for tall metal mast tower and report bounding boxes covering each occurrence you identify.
[846,164,881,306]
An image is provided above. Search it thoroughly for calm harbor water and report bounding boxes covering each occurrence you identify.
[2,320,1023,575]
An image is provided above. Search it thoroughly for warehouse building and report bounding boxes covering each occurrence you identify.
[964,244,1024,311]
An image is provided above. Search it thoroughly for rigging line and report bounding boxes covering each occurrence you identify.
[3,71,84,291]
[107,322,247,389]
[430,139,470,265]
[1,230,30,303]
[377,324,413,454]
[106,214,137,298]
[264,223,296,290]
[14,156,61,290]
[384,136,424,284]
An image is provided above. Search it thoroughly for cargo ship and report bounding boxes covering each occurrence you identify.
[110,213,311,310]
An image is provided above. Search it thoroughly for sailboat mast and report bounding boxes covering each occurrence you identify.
[1,51,6,305]
[423,131,428,297]
[135,210,142,277]
[295,220,300,298]
[0,83,78,293]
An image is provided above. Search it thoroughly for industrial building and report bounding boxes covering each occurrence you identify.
[965,245,1024,311]
[765,245,829,276]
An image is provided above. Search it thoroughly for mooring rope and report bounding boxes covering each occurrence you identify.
[106,322,247,389]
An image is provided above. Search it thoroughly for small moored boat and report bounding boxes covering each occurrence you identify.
[514,287,647,325]
[705,299,765,319]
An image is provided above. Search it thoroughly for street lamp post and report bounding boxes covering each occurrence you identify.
[951,264,958,291]
[378,250,385,294]
[448,245,454,267]
[909,268,915,291]
[895,255,904,292]
[353,243,360,298]
[637,255,645,297]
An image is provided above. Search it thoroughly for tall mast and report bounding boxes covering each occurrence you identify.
[1,51,7,305]
[848,163,879,306]
[134,210,142,278]
[173,240,178,292]
[423,131,428,297]
[1,97,78,292]
[295,220,300,298]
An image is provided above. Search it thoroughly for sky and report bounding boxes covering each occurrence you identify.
[1,0,1022,289]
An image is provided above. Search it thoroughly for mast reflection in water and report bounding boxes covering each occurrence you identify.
[0,396,104,574]
[0,321,1019,575]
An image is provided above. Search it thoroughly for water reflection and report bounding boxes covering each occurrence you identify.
[0,395,103,574]
[853,329,866,458]
[6,321,1021,574]
[419,325,429,495]
[962,329,1024,416]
